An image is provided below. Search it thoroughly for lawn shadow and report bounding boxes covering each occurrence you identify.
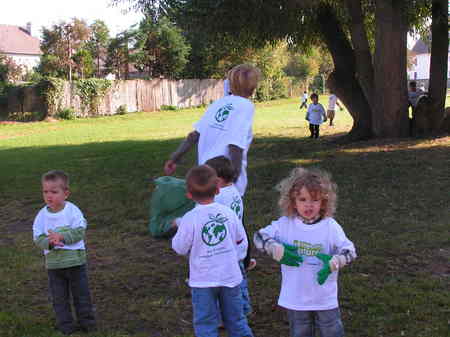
[0,132,449,336]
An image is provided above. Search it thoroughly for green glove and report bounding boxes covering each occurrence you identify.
[316,253,332,285]
[279,244,303,267]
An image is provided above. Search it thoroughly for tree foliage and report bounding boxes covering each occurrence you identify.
[111,0,443,139]
[132,16,190,78]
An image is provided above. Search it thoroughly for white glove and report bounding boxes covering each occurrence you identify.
[266,241,284,262]
[329,255,348,272]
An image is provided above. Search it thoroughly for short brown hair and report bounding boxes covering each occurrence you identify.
[41,170,70,190]
[204,156,235,183]
[186,165,218,201]
[228,64,261,98]
[277,167,337,218]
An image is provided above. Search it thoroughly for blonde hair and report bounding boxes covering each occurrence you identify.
[277,167,337,218]
[228,64,261,98]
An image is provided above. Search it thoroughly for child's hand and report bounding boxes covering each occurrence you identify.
[48,230,64,246]
[316,253,332,285]
[279,244,303,267]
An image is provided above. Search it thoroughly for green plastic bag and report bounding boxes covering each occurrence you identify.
[149,176,195,238]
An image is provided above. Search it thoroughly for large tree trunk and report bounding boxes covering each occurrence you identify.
[317,4,373,140]
[428,0,448,131]
[373,0,409,137]
[345,0,375,109]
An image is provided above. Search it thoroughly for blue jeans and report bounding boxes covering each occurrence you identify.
[192,286,254,337]
[48,264,96,334]
[239,261,252,316]
[287,308,344,337]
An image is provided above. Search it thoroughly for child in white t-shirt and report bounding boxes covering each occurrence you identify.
[306,93,327,139]
[254,167,356,337]
[164,64,261,196]
[33,170,96,335]
[205,156,256,318]
[172,165,254,337]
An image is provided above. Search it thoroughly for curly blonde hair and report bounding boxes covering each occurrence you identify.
[277,167,337,218]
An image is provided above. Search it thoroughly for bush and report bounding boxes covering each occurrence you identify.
[57,107,76,120]
[116,104,128,115]
[160,105,178,111]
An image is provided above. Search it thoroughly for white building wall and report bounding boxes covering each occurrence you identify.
[5,53,40,71]
[408,53,450,81]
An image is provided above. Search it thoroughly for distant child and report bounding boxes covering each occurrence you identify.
[172,165,254,337]
[33,170,96,335]
[306,93,327,139]
[300,90,308,109]
[205,156,255,317]
[254,167,356,337]
[326,92,343,126]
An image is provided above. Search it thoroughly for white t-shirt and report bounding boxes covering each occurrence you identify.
[215,184,246,260]
[32,201,87,255]
[194,95,254,196]
[172,202,247,288]
[306,103,327,125]
[257,216,356,311]
[327,94,338,110]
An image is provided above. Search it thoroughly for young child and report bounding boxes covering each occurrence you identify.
[32,170,96,335]
[326,92,343,126]
[306,93,327,139]
[254,167,356,337]
[300,90,308,109]
[172,165,254,337]
[205,156,255,317]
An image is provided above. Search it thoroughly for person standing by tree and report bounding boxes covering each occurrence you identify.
[326,92,343,126]
[306,93,327,139]
[300,90,308,109]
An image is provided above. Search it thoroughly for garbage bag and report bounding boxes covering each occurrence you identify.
[149,176,195,238]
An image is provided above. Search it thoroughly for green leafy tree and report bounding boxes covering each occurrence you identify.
[72,48,95,79]
[87,20,110,77]
[40,18,91,80]
[105,31,133,79]
[133,16,190,78]
[112,0,448,138]
[0,54,24,83]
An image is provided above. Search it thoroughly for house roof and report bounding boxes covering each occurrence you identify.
[411,39,429,54]
[0,25,42,55]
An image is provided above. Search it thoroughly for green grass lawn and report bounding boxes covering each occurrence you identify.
[0,97,449,337]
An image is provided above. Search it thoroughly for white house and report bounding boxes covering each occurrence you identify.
[0,23,42,71]
[407,39,450,89]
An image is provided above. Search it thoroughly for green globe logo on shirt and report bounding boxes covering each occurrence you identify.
[215,104,233,123]
[230,197,242,220]
[201,213,228,246]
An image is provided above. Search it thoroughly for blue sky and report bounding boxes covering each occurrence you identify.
[0,0,143,38]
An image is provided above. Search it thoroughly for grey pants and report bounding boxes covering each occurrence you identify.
[287,308,344,337]
[48,264,96,334]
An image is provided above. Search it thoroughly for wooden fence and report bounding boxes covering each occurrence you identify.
[2,79,225,117]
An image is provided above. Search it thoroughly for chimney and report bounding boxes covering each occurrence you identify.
[25,22,32,35]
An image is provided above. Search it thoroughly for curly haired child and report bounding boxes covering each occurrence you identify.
[254,167,356,337]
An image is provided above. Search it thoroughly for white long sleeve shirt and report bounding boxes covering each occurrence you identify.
[215,184,246,260]
[172,202,247,288]
[254,216,356,310]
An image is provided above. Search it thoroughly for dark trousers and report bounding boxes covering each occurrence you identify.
[241,211,252,269]
[309,124,320,138]
[300,100,308,109]
[48,264,96,334]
